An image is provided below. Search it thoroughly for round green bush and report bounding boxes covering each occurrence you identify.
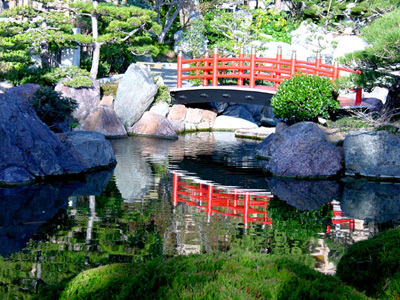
[271,73,339,124]
[29,87,78,129]
[336,228,400,298]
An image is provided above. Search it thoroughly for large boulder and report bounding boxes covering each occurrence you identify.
[55,77,101,123]
[0,86,116,185]
[58,131,116,170]
[344,131,400,179]
[257,122,344,178]
[75,105,127,138]
[114,64,158,127]
[0,91,86,184]
[129,111,178,139]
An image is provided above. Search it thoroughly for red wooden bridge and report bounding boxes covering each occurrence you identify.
[171,46,366,108]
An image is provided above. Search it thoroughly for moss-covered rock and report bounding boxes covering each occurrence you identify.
[337,229,400,298]
[60,252,370,300]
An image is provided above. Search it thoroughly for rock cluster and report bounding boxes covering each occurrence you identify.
[0,85,116,185]
[257,121,400,180]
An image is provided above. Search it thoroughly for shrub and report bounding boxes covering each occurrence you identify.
[271,73,339,124]
[29,87,78,129]
[336,229,400,298]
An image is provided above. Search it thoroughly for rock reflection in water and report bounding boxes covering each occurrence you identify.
[341,180,400,223]
[0,170,113,257]
[266,177,342,210]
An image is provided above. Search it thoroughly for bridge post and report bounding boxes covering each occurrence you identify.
[332,60,339,81]
[290,50,297,76]
[249,46,256,88]
[315,51,321,76]
[212,46,219,86]
[238,47,244,86]
[177,49,183,88]
[275,46,282,88]
[203,51,209,86]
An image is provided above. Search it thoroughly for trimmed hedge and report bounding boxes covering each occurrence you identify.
[272,73,339,124]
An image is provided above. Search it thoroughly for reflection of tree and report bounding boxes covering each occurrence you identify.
[267,199,331,254]
[0,178,166,299]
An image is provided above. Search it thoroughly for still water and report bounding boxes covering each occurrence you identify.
[1,132,400,298]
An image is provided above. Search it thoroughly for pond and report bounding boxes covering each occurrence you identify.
[1,132,400,299]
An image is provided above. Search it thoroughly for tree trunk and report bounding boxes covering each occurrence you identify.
[384,76,400,114]
[275,0,281,10]
[90,1,100,79]
[40,40,51,69]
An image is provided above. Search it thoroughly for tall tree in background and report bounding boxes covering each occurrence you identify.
[70,0,161,78]
[345,9,400,112]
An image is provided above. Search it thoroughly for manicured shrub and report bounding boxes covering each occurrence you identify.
[60,252,369,300]
[271,73,339,124]
[29,87,78,129]
[336,228,400,298]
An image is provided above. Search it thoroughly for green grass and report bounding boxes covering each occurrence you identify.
[60,252,370,300]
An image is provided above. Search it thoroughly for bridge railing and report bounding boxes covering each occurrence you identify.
[176,46,362,103]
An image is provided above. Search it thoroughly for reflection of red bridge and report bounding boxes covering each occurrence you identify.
[171,47,366,108]
[172,172,355,233]
[172,173,273,228]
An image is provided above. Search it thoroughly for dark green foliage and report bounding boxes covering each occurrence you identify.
[153,84,171,104]
[101,81,119,97]
[60,252,370,300]
[271,73,339,124]
[28,87,78,128]
[337,229,400,298]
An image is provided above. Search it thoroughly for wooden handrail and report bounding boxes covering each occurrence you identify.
[176,47,361,89]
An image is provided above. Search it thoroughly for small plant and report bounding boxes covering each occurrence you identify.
[101,82,119,97]
[29,87,78,129]
[42,66,92,87]
[271,73,339,124]
[63,76,93,88]
[153,84,171,104]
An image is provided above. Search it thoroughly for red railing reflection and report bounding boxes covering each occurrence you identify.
[326,200,355,233]
[172,172,355,233]
[172,173,273,228]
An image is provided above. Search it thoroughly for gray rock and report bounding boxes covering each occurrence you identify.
[114,64,158,127]
[363,98,383,113]
[223,105,257,124]
[5,83,39,99]
[60,131,116,170]
[130,111,178,139]
[258,122,344,178]
[209,102,228,113]
[55,77,100,123]
[267,177,342,210]
[212,116,258,131]
[76,105,127,138]
[344,131,400,178]
[341,180,400,223]
[260,106,280,127]
[150,101,170,117]
[0,91,86,184]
